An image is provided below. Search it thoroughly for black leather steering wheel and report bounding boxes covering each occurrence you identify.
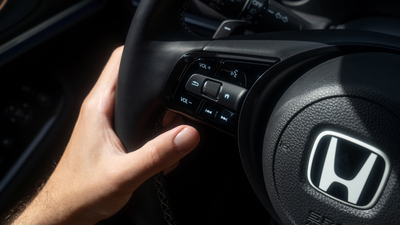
[115,0,400,224]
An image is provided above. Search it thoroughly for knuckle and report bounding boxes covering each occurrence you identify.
[80,98,91,113]
[80,96,95,116]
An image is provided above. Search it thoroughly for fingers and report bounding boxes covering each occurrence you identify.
[161,111,187,174]
[122,125,199,185]
[82,46,124,120]
[94,46,124,119]
[97,46,124,88]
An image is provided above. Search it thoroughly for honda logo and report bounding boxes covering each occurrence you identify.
[307,131,390,209]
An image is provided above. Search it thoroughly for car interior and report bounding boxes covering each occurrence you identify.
[1,0,400,224]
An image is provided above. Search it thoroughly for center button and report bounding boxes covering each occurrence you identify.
[203,80,221,99]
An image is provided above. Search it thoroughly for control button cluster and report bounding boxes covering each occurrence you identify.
[185,74,247,112]
[172,57,274,133]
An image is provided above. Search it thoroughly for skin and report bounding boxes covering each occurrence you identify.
[11,46,200,224]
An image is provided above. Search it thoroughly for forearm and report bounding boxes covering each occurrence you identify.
[10,180,97,225]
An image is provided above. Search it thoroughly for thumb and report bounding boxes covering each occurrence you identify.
[123,125,199,184]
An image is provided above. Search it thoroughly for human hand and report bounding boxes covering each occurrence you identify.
[11,46,200,225]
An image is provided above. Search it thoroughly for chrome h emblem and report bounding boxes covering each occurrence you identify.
[307,131,390,209]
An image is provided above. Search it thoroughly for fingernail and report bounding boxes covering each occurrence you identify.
[173,127,199,153]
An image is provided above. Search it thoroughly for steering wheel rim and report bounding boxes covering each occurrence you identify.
[115,0,400,224]
[115,0,212,224]
[115,0,210,150]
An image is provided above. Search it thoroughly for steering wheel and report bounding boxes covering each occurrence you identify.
[114,0,400,224]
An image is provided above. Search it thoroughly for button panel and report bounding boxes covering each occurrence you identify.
[185,74,247,111]
[171,55,277,134]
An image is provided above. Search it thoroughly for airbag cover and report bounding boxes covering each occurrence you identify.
[263,52,400,224]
